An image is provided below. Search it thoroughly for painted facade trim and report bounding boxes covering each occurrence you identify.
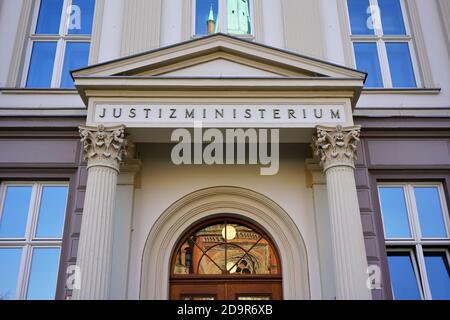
[438,0,450,56]
[6,0,33,87]
[88,0,106,65]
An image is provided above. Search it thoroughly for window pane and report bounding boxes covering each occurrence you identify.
[386,42,416,88]
[387,252,422,300]
[424,252,450,300]
[26,42,57,88]
[173,221,280,276]
[414,187,447,238]
[347,0,374,35]
[354,42,383,87]
[378,0,406,35]
[0,186,32,238]
[26,248,60,300]
[379,187,411,238]
[195,0,218,35]
[68,0,95,35]
[35,0,64,34]
[0,248,22,300]
[60,42,90,88]
[35,186,68,238]
[227,0,251,35]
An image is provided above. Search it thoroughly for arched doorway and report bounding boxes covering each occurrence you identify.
[169,217,282,300]
[140,186,309,300]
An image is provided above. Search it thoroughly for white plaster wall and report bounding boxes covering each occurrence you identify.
[0,0,23,86]
[261,0,285,49]
[319,0,347,65]
[126,143,323,299]
[96,0,124,63]
[160,0,183,47]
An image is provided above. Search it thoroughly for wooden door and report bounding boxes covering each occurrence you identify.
[170,279,282,300]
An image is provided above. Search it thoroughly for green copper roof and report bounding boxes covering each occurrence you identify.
[227,0,250,35]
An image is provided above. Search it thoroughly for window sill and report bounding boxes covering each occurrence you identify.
[362,88,441,94]
[0,88,78,94]
[191,33,255,41]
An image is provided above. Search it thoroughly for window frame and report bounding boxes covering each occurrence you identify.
[0,181,68,300]
[346,0,421,88]
[378,182,450,300]
[21,0,93,88]
[191,0,255,39]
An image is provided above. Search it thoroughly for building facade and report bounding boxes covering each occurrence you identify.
[0,0,449,300]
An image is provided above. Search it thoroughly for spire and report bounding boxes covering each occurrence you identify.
[208,3,215,22]
[207,3,216,34]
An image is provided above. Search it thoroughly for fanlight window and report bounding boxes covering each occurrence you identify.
[172,220,280,275]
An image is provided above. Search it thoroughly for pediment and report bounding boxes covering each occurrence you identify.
[72,33,366,79]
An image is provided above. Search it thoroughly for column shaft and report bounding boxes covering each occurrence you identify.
[326,166,371,299]
[73,167,117,299]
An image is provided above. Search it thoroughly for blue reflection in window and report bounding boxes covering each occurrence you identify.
[35,0,64,34]
[387,253,422,300]
[386,42,416,88]
[60,42,90,88]
[68,0,95,35]
[379,187,411,238]
[378,0,406,35]
[414,187,447,238]
[26,248,60,300]
[354,42,383,87]
[26,42,57,88]
[35,186,68,238]
[0,186,32,238]
[196,0,218,35]
[424,252,450,300]
[347,0,374,35]
[0,248,22,300]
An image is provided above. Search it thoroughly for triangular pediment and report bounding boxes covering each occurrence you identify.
[72,33,366,79]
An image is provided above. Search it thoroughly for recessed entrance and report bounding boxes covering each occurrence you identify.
[169,218,283,300]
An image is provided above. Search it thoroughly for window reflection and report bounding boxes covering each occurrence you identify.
[173,221,279,275]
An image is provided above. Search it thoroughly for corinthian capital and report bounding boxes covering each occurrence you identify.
[79,124,127,172]
[312,125,361,171]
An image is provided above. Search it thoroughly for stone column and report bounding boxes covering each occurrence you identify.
[73,124,127,300]
[312,125,371,300]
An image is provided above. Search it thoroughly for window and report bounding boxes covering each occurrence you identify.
[194,0,253,37]
[172,220,280,275]
[346,0,418,88]
[378,183,450,300]
[24,0,95,88]
[0,183,69,300]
